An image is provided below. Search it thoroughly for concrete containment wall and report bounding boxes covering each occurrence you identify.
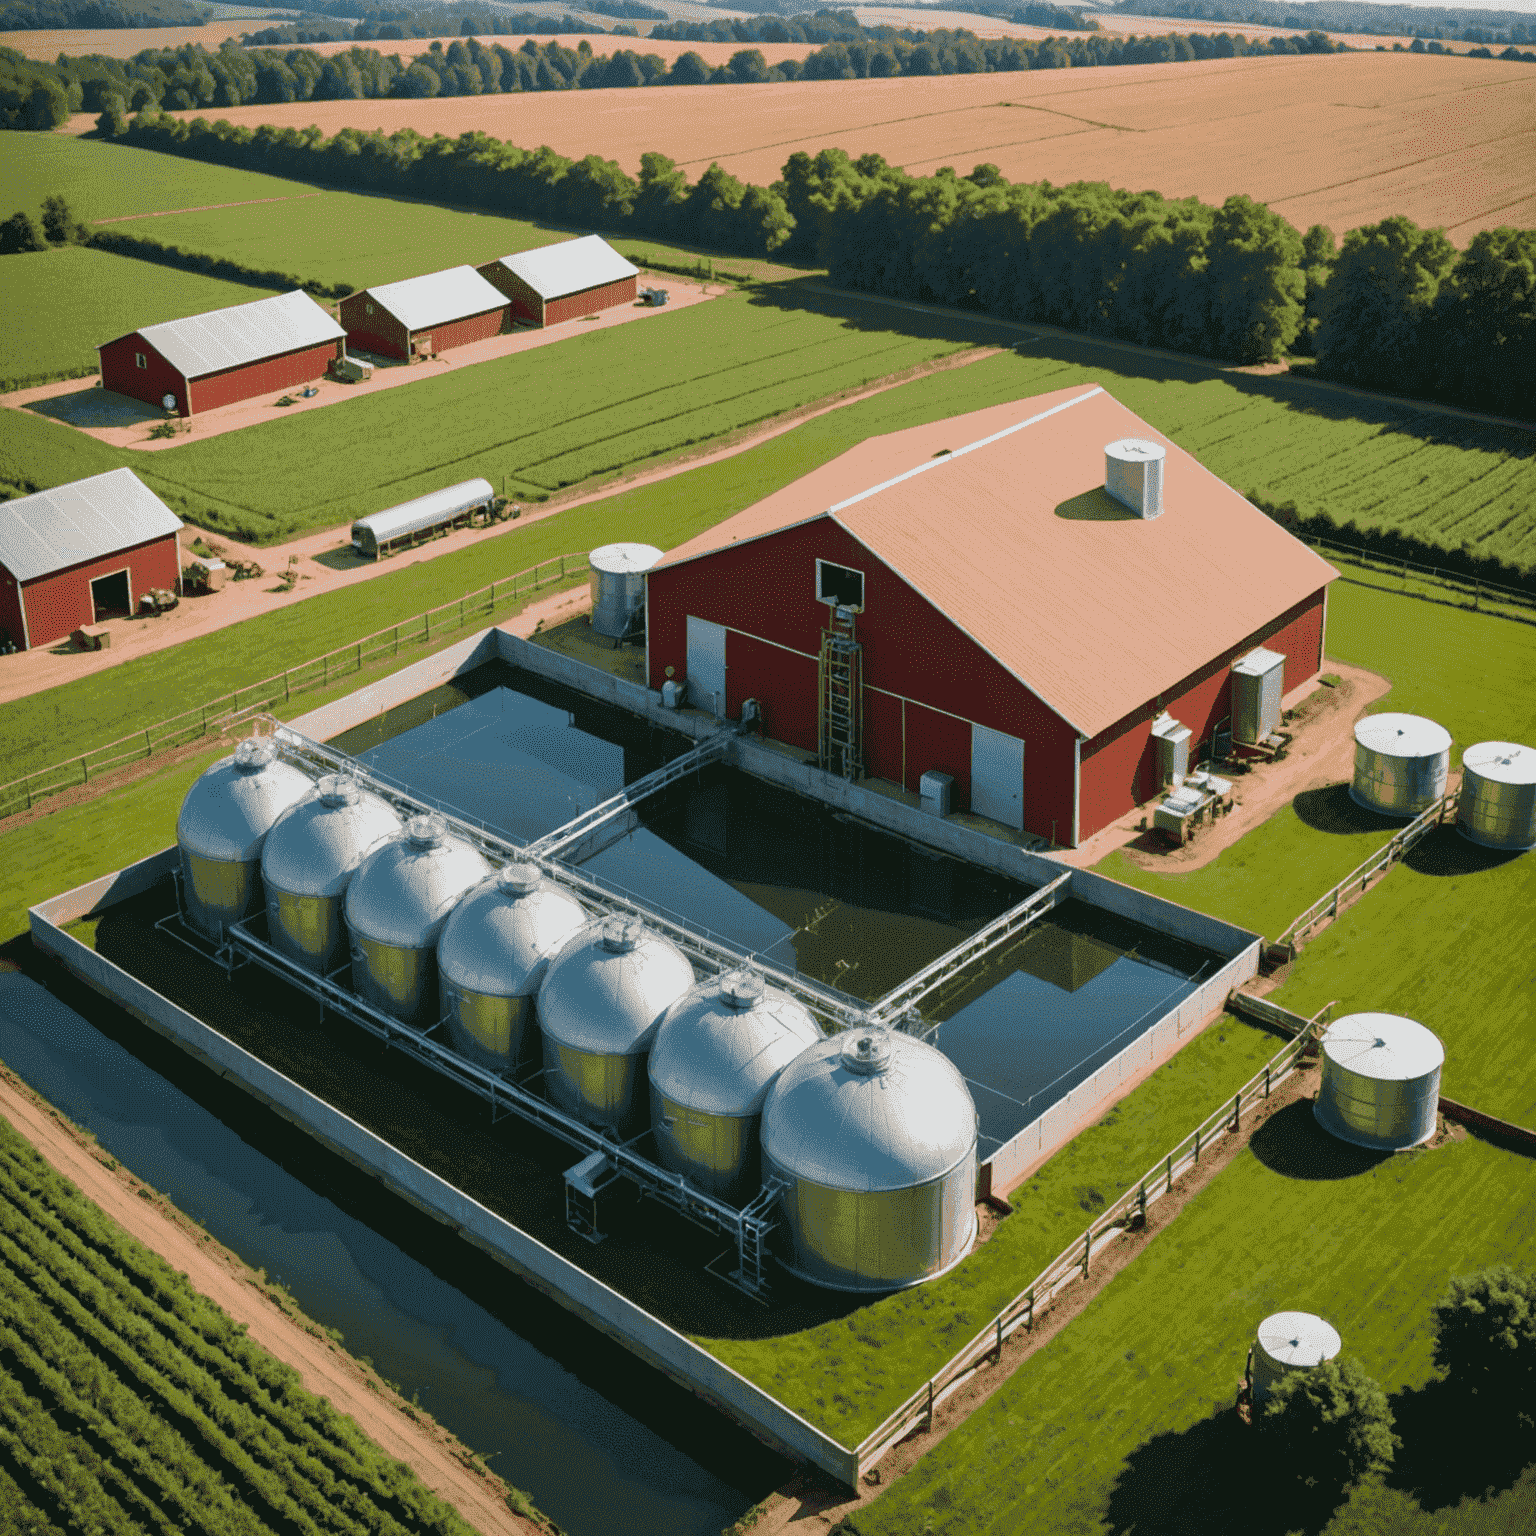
[29,864,861,1486]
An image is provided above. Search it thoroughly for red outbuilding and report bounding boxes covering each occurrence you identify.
[646,384,1339,848]
[478,236,639,328]
[98,290,346,418]
[339,266,510,361]
[0,468,183,651]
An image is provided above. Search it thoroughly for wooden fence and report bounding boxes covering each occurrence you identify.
[851,995,1337,1477]
[0,553,589,822]
[1309,536,1536,618]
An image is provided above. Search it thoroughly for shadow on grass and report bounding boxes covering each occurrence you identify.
[1249,1100,1392,1182]
[1291,784,1406,838]
[1389,1377,1535,1510]
[1403,825,1523,878]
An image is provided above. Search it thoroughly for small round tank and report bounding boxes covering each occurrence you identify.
[648,968,823,1205]
[1456,741,1536,851]
[760,1029,978,1293]
[1251,1312,1341,1403]
[588,542,662,639]
[1314,1012,1444,1151]
[260,775,401,973]
[437,863,587,1072]
[537,916,694,1135]
[344,814,490,1026]
[175,738,313,939]
[1350,713,1452,816]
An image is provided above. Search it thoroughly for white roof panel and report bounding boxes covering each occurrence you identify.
[0,468,182,583]
[494,236,638,302]
[364,266,508,332]
[112,290,345,382]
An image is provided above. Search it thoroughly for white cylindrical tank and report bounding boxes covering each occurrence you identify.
[437,863,587,1072]
[1104,438,1165,519]
[1457,741,1536,851]
[589,542,662,639]
[1314,1012,1444,1151]
[260,775,401,973]
[175,738,313,939]
[647,969,823,1205]
[538,916,695,1135]
[1251,1311,1342,1402]
[760,1029,978,1293]
[344,814,490,1027]
[1350,713,1452,816]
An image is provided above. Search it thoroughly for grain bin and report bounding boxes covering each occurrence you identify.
[759,1029,978,1292]
[1350,713,1451,816]
[648,969,823,1204]
[589,543,662,639]
[437,863,587,1072]
[537,916,695,1134]
[260,775,401,973]
[1314,1012,1444,1151]
[1251,1312,1342,1403]
[1457,741,1536,851]
[1231,647,1286,746]
[175,739,314,939]
[344,814,490,1027]
[1104,438,1165,519]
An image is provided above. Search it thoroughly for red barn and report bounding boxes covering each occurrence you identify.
[0,468,182,651]
[478,236,639,329]
[646,384,1339,848]
[98,290,346,418]
[339,266,509,361]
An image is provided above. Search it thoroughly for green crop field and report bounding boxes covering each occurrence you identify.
[0,1112,479,1536]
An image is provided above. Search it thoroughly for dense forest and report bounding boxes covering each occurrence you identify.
[0,0,207,27]
[1110,0,1536,45]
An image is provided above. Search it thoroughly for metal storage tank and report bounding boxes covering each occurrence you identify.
[1457,741,1536,851]
[1104,438,1165,519]
[1232,646,1286,745]
[175,738,313,939]
[438,862,587,1072]
[1350,713,1452,816]
[1251,1312,1342,1402]
[1314,1012,1444,1151]
[538,916,695,1134]
[589,542,662,639]
[344,814,490,1026]
[260,775,401,973]
[760,1029,978,1293]
[647,968,823,1205]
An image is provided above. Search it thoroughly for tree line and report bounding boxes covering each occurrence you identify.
[1112,0,1536,46]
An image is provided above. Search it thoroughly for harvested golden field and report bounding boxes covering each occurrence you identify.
[73,52,1535,242]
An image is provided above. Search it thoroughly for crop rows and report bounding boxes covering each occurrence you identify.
[0,1124,476,1536]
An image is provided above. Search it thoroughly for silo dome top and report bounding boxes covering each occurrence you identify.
[1354,713,1452,758]
[1320,1012,1444,1082]
[1256,1311,1341,1368]
[649,969,823,1118]
[1463,740,1536,784]
[405,812,447,849]
[316,773,360,807]
[538,917,695,1057]
[437,867,586,999]
[761,1030,977,1193]
[176,743,313,863]
[344,823,490,949]
[261,778,401,899]
[589,542,662,575]
[1104,438,1165,463]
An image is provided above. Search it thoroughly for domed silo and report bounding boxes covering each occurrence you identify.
[759,1029,978,1293]
[344,814,490,1027]
[1314,1012,1444,1151]
[537,916,695,1135]
[589,542,662,639]
[1350,713,1452,816]
[260,775,401,973]
[1457,741,1536,851]
[1251,1312,1341,1403]
[176,738,313,940]
[437,863,587,1073]
[647,968,823,1205]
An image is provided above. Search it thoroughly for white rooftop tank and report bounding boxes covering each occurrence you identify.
[1314,1012,1444,1151]
[1251,1311,1342,1402]
[1104,438,1166,519]
[1456,741,1536,851]
[1350,712,1451,816]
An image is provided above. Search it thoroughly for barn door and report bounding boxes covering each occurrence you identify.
[971,724,1025,831]
[686,617,727,717]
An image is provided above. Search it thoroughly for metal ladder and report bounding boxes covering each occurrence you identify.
[818,605,863,780]
[734,1181,784,1296]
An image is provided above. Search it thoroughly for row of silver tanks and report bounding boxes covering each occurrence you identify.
[173,740,979,1293]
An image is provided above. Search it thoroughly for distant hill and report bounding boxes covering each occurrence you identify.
[0,0,213,28]
[1109,1,1535,44]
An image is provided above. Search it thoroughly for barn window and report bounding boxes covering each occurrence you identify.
[366,303,374,315]
[816,559,865,610]
[135,353,147,369]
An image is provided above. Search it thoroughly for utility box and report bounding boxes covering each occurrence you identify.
[1232,647,1286,745]
[661,679,683,709]
[203,559,227,593]
[920,771,955,817]
[1151,711,1191,788]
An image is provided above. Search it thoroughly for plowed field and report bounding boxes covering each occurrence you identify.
[67,52,1534,242]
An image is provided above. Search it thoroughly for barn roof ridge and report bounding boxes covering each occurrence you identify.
[488,236,638,301]
[359,265,508,333]
[0,468,182,585]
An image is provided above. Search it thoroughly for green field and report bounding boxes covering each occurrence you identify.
[0,1111,480,1536]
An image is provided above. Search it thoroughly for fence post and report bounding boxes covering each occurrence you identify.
[1137,1182,1146,1224]
[356,642,361,672]
[80,756,88,785]
[1194,1125,1202,1162]
[1264,1064,1271,1098]
[1231,1093,1241,1131]
[284,670,290,702]
[145,729,152,759]
[1166,1154,1173,1193]
[926,1379,934,1429]
[425,612,430,641]
[393,625,399,657]
[995,1317,1003,1361]
[1081,1230,1091,1278]
[322,655,328,685]
[560,555,566,578]
[1026,1288,1034,1330]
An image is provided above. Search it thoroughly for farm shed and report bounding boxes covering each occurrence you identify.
[98,290,345,418]
[646,384,1339,847]
[478,236,639,328]
[340,267,509,361]
[0,468,182,651]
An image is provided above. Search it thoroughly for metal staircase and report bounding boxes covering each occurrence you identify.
[818,605,864,780]
[733,1180,785,1296]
